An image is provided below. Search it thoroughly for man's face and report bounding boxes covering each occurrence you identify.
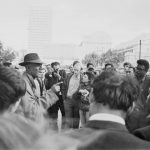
[47,65,53,74]
[135,64,146,79]
[88,65,94,72]
[73,63,81,76]
[105,65,113,71]
[124,65,130,72]
[27,63,42,78]
[82,74,89,83]
[69,66,74,73]
[53,64,60,72]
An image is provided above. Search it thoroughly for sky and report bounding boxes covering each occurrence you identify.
[0,0,150,51]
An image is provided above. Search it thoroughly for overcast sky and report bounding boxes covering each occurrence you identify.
[0,0,150,51]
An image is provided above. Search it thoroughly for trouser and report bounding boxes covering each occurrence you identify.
[64,98,80,129]
[47,95,65,130]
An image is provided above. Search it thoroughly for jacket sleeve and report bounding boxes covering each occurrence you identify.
[40,89,59,109]
[20,91,45,121]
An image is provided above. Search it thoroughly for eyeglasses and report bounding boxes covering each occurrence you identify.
[136,67,145,71]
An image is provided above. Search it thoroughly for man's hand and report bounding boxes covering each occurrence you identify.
[79,89,89,97]
[51,83,61,93]
[54,72,61,80]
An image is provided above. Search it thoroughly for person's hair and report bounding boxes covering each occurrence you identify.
[73,61,80,67]
[92,70,140,111]
[51,62,60,68]
[83,72,95,82]
[0,66,26,112]
[87,63,94,68]
[123,62,131,67]
[137,59,149,72]
[105,63,114,69]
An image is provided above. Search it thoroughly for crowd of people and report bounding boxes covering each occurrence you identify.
[1,52,150,149]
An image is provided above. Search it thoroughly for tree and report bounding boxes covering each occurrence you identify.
[82,52,101,67]
[99,50,125,67]
[0,41,17,62]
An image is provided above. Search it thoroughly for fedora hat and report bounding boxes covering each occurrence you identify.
[19,53,43,66]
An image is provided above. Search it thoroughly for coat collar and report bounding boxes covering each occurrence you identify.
[85,120,128,133]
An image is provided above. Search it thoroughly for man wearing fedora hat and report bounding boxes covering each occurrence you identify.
[18,53,60,123]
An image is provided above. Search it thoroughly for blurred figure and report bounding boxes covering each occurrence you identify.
[0,65,41,150]
[62,61,82,129]
[0,66,25,113]
[74,71,150,149]
[18,53,60,123]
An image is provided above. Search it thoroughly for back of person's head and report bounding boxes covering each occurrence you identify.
[0,66,26,112]
[92,70,140,111]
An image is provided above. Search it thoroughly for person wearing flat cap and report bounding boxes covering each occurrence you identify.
[18,53,60,123]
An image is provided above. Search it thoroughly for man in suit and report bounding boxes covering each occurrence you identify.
[65,70,150,149]
[46,62,66,130]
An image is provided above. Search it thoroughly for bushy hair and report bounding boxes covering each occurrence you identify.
[0,66,26,112]
[87,63,94,68]
[137,59,149,72]
[105,63,114,68]
[83,72,95,82]
[92,70,140,111]
[51,62,60,68]
[73,61,80,67]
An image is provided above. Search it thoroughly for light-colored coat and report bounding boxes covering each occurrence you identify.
[19,72,59,122]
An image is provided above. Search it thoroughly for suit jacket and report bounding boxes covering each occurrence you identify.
[65,120,150,149]
[44,69,66,91]
[62,73,82,101]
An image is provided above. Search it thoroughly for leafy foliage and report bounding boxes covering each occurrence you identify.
[0,41,17,62]
[100,50,125,67]
[82,50,125,67]
[82,52,101,67]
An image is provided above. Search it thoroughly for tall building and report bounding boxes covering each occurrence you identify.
[28,6,52,53]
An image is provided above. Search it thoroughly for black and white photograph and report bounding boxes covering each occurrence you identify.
[0,0,150,149]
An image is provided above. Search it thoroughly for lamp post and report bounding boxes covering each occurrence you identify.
[139,40,141,59]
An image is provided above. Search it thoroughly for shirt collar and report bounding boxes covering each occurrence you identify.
[73,73,80,79]
[89,113,125,125]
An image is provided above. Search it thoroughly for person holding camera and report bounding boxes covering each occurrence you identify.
[86,63,97,76]
[46,62,67,130]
